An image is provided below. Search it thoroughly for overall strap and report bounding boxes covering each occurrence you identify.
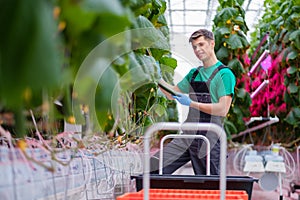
[191,66,202,82]
[206,65,228,86]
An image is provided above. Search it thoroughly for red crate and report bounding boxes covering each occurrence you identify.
[117,188,248,200]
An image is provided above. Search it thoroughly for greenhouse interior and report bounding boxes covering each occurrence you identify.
[0,0,300,199]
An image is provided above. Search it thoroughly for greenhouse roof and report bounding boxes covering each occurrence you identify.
[165,0,265,38]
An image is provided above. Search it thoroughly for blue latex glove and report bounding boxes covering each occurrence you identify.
[172,94,192,106]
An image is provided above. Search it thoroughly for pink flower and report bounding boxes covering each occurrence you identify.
[243,54,251,66]
[275,96,282,105]
[252,78,261,88]
[261,55,272,71]
[277,103,286,113]
[269,104,275,113]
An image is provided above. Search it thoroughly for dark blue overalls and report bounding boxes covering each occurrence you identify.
[151,65,227,175]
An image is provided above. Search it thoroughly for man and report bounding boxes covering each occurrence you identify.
[151,29,236,175]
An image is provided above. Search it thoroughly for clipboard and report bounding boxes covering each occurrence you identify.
[158,81,181,96]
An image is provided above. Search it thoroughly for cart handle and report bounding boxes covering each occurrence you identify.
[159,134,211,175]
[143,122,227,200]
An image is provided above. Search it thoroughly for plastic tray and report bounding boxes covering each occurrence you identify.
[117,188,248,200]
[131,174,257,200]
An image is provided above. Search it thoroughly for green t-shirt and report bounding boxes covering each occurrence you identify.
[177,61,236,103]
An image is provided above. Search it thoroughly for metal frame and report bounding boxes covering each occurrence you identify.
[143,122,227,200]
[166,0,265,36]
[159,134,211,175]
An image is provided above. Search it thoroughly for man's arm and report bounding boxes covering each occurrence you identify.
[190,95,232,117]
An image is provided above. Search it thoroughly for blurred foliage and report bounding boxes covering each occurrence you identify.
[0,0,178,141]
[0,0,68,137]
[213,0,252,139]
[245,0,300,148]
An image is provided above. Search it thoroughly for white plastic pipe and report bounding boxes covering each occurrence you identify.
[278,173,283,199]
[250,80,269,99]
[232,116,279,139]
[159,134,211,175]
[143,122,227,200]
[245,116,273,126]
[248,50,269,76]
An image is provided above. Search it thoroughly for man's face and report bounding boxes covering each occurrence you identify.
[191,36,215,62]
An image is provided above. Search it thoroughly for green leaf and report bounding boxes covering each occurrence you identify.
[151,0,167,25]
[288,82,298,93]
[276,21,285,30]
[160,56,177,69]
[152,0,163,9]
[271,16,283,27]
[60,0,97,36]
[213,7,238,25]
[281,48,289,64]
[219,7,238,19]
[135,83,156,108]
[134,15,155,28]
[236,88,247,98]
[279,28,288,41]
[293,107,300,119]
[93,14,131,37]
[157,14,168,26]
[239,35,250,47]
[224,118,238,136]
[236,0,244,6]
[281,5,291,16]
[82,0,125,15]
[282,31,291,44]
[95,67,119,107]
[153,104,166,117]
[292,6,300,13]
[216,46,229,60]
[287,66,298,75]
[232,105,243,116]
[288,29,300,50]
[0,0,63,107]
[235,5,245,17]
[132,16,170,50]
[287,50,298,61]
[158,26,170,38]
[150,48,168,60]
[228,34,243,49]
[61,0,131,38]
[217,27,231,35]
[289,29,300,41]
[285,107,300,126]
[234,16,244,25]
[278,1,290,14]
[227,58,245,75]
[119,53,149,91]
[112,56,129,76]
[136,53,156,76]
[128,0,152,16]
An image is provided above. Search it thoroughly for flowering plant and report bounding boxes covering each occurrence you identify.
[244,0,300,146]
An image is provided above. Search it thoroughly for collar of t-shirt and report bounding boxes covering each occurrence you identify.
[198,60,222,81]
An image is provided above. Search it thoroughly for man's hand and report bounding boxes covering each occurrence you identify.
[172,94,192,106]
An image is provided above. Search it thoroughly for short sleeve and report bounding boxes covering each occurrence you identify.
[215,68,236,98]
[177,68,198,93]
